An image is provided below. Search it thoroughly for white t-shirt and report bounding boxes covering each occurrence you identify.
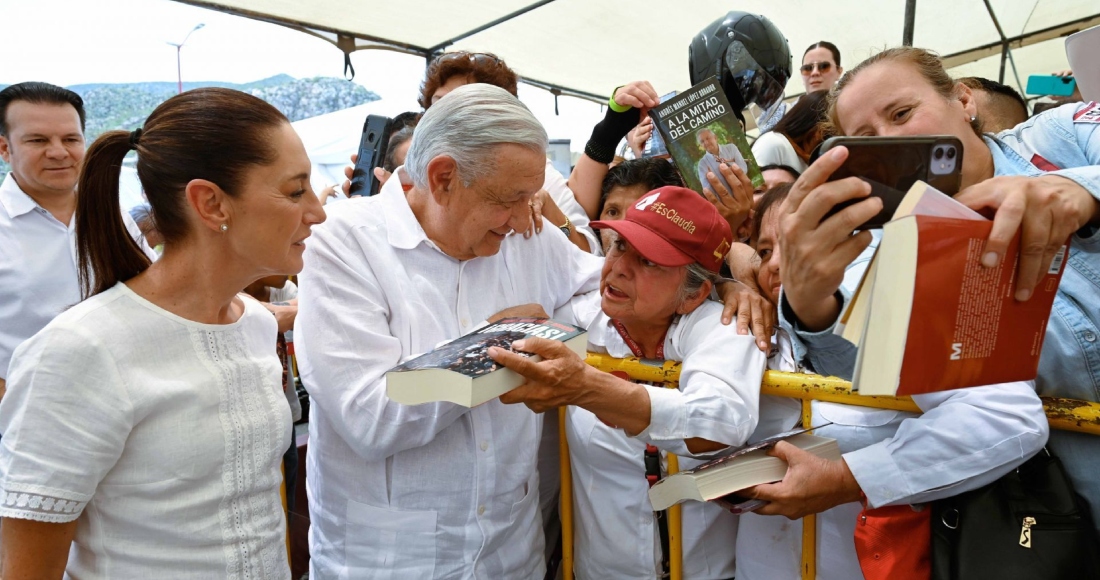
[0,283,291,580]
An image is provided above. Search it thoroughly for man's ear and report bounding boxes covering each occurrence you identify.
[184,178,231,234]
[677,278,714,315]
[0,136,12,164]
[425,155,460,204]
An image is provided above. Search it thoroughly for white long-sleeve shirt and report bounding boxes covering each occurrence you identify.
[294,174,602,579]
[557,294,766,579]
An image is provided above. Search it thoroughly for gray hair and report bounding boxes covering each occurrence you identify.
[676,262,718,309]
[695,128,716,146]
[404,83,548,189]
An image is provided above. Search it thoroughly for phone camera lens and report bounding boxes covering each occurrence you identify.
[934,148,944,160]
[946,147,957,159]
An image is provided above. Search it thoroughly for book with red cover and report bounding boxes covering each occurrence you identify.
[851,182,1068,396]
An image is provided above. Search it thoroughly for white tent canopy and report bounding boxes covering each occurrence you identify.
[177,0,1098,106]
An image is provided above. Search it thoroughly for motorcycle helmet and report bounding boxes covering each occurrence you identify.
[689,12,792,124]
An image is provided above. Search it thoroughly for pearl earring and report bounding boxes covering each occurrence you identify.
[220,223,228,232]
[970,116,977,122]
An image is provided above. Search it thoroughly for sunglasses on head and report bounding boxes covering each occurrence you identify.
[800,61,833,74]
[433,51,503,67]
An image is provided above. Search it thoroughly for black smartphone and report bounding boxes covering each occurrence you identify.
[820,135,964,229]
[348,114,394,197]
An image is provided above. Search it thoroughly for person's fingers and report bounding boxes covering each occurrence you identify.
[344,164,354,181]
[721,299,737,326]
[814,191,881,240]
[736,298,751,336]
[341,179,352,196]
[702,185,721,206]
[980,189,1026,270]
[637,81,660,106]
[350,152,359,164]
[785,146,849,215]
[1014,206,1059,301]
[750,297,770,352]
[488,346,539,377]
[706,171,732,198]
[823,229,876,274]
[613,89,646,109]
[510,337,560,357]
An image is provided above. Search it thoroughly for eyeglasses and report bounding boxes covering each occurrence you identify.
[432,51,503,68]
[800,61,833,75]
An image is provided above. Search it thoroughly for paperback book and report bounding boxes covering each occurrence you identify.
[648,76,764,192]
[386,317,587,407]
[648,426,840,511]
[841,181,1068,396]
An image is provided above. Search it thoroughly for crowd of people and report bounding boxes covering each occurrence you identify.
[0,8,1097,580]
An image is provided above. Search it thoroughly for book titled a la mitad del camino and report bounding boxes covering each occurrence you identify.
[648,76,765,192]
[386,317,587,407]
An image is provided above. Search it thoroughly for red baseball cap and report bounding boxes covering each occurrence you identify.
[592,186,732,273]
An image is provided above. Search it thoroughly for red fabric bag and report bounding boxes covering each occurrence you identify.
[854,503,931,580]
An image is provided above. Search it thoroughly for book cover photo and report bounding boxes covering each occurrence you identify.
[386,317,587,407]
[648,76,765,192]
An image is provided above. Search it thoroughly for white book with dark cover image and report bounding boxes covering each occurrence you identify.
[648,427,840,511]
[385,317,587,407]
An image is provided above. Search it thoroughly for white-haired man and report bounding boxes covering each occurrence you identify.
[295,83,603,578]
[695,127,747,190]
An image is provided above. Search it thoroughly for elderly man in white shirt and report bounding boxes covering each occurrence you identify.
[294,83,603,579]
[0,82,152,394]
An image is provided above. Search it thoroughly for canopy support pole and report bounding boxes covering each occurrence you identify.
[426,0,559,55]
[902,0,917,46]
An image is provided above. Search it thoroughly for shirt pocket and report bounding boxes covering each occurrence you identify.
[344,499,437,578]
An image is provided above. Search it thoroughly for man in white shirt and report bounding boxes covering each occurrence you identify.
[294,83,603,579]
[0,82,152,396]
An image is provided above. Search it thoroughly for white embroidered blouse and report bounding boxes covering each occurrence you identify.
[0,283,291,579]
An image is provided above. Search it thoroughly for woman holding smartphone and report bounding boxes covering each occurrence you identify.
[0,88,325,578]
[732,46,1100,578]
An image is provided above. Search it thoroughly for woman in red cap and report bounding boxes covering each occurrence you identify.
[491,186,783,579]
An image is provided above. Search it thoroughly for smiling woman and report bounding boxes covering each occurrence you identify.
[0,87,324,579]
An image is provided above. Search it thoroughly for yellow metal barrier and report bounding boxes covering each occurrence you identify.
[560,354,1100,580]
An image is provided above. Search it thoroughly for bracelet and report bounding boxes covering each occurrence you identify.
[558,215,573,237]
[608,86,631,113]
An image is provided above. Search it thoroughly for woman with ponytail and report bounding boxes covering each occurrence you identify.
[0,87,325,579]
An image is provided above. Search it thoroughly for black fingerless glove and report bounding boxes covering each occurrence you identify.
[584,105,640,164]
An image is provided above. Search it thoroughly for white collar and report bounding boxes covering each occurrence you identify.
[377,167,432,251]
[0,173,39,219]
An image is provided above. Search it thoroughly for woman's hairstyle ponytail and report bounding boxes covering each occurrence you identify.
[75,131,152,298]
[75,88,288,299]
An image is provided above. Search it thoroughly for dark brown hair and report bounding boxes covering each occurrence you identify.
[751,183,793,245]
[419,52,519,110]
[804,41,841,67]
[771,90,831,160]
[0,81,86,136]
[826,47,982,136]
[76,88,288,297]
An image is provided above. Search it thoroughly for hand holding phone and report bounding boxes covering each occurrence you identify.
[348,115,394,197]
[820,136,964,229]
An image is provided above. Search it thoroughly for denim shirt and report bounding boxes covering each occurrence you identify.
[780,101,1100,393]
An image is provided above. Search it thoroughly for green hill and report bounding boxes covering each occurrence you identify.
[0,75,378,174]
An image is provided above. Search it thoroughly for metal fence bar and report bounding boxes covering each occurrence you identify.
[570,355,1100,580]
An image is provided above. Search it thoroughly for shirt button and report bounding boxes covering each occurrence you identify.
[480,441,489,451]
[478,505,486,516]
[1085,331,1097,343]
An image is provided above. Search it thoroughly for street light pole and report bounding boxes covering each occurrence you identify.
[168,23,205,94]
